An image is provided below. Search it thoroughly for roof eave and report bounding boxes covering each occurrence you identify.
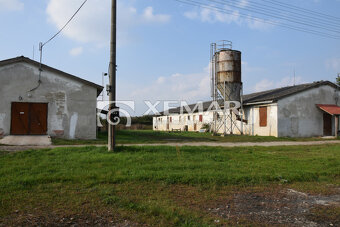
[0,56,104,96]
[243,100,274,106]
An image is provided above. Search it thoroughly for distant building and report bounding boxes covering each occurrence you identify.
[0,56,103,139]
[153,81,340,137]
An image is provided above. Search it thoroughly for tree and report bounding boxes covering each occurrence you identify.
[337,74,340,86]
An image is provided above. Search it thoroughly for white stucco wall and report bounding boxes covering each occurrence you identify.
[153,112,213,132]
[277,85,340,137]
[243,104,278,137]
[152,105,279,137]
[0,62,98,139]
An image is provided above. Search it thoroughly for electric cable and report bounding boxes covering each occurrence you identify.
[174,0,340,40]
[28,0,88,93]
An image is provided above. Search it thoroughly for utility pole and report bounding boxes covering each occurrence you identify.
[108,0,117,151]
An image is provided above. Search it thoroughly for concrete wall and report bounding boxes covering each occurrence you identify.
[0,62,98,139]
[277,85,340,137]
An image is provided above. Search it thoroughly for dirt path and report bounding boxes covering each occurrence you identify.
[1,140,340,151]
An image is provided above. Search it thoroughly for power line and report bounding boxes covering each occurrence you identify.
[29,0,88,93]
[208,0,340,34]
[220,0,340,30]
[262,0,340,22]
[174,0,340,40]
[243,0,340,25]
[42,0,88,47]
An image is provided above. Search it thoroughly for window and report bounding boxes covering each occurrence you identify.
[188,116,190,120]
[199,115,203,122]
[170,117,172,123]
[259,106,267,127]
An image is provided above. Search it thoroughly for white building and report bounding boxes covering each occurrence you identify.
[153,81,340,137]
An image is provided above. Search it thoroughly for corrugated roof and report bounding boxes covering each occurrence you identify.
[316,104,340,115]
[159,81,339,115]
[0,56,104,96]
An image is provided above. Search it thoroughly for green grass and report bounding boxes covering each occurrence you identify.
[0,145,339,226]
[52,130,338,145]
[1,145,339,188]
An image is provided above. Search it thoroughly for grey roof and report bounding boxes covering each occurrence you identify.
[160,81,339,115]
[0,56,104,96]
[242,80,338,104]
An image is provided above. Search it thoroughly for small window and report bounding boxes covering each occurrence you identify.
[199,115,203,122]
[259,106,267,127]
[188,116,190,120]
[170,117,172,123]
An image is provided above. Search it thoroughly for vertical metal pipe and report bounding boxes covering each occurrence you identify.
[224,81,226,135]
[214,49,218,134]
[335,115,339,137]
[108,0,117,151]
[240,85,244,135]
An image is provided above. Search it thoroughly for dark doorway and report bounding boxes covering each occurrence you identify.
[323,113,332,136]
[11,102,48,135]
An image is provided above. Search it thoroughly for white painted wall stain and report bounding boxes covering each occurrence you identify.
[0,113,6,128]
[69,113,78,139]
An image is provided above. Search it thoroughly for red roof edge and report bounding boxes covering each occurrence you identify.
[316,104,340,115]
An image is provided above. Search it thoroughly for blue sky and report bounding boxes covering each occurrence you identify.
[1,0,340,115]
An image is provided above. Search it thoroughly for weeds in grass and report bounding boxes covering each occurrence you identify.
[176,146,181,158]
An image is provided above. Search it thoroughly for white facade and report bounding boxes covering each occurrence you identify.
[153,111,213,132]
[153,83,340,137]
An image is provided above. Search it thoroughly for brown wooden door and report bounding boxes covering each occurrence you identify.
[259,106,267,127]
[11,103,29,135]
[29,103,48,135]
[323,113,332,136]
[11,103,48,135]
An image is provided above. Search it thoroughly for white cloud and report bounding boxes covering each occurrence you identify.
[186,6,240,24]
[46,0,171,47]
[124,66,210,103]
[0,0,24,11]
[254,79,274,92]
[326,58,340,71]
[142,6,171,23]
[238,0,249,8]
[184,11,198,20]
[183,1,274,30]
[112,65,210,115]
[69,47,83,56]
[246,16,274,30]
[254,76,304,92]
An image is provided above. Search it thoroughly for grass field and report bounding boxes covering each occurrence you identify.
[0,144,339,226]
[51,130,338,145]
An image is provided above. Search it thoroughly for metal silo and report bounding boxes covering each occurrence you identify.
[210,40,243,135]
[215,49,242,102]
